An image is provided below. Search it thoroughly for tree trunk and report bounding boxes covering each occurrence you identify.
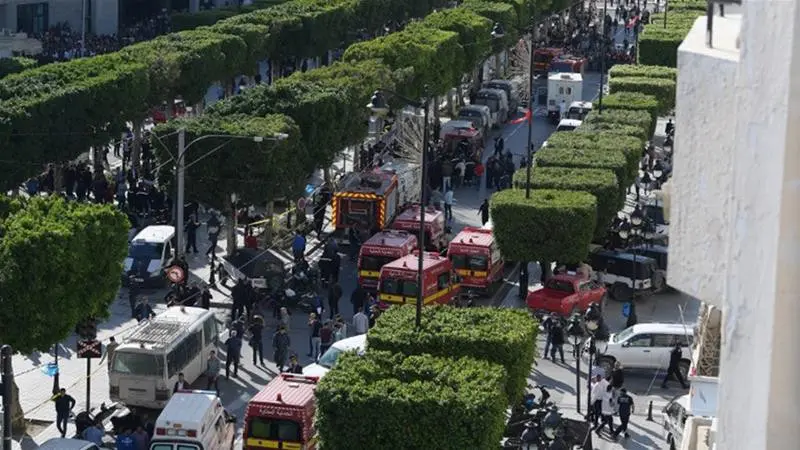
[131,119,144,171]
[11,379,26,434]
[263,201,274,246]
[225,196,236,257]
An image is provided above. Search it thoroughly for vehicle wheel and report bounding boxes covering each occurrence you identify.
[598,356,615,375]
[679,360,690,380]
[610,283,632,301]
[652,270,667,292]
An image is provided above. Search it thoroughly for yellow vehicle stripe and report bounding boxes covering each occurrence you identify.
[359,270,381,278]
[456,269,470,276]
[381,284,460,305]
[245,438,279,448]
[282,443,302,450]
[456,269,488,278]
[381,294,404,303]
[472,271,488,277]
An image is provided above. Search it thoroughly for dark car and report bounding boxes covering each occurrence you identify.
[588,248,660,300]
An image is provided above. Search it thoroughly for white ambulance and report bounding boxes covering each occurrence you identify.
[149,390,236,450]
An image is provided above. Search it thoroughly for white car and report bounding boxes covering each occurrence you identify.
[303,334,367,378]
[588,323,694,377]
[38,438,101,450]
[662,394,691,450]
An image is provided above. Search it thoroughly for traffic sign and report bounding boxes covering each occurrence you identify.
[77,339,102,359]
[297,197,307,210]
[166,265,186,284]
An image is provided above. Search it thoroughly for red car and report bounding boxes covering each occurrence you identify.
[526,274,606,317]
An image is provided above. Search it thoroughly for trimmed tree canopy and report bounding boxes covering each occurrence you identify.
[490,188,597,264]
[580,121,649,144]
[367,305,537,403]
[0,196,129,354]
[419,8,493,74]
[608,64,677,81]
[544,131,642,185]
[0,57,37,79]
[608,76,676,115]
[600,92,659,135]
[583,109,654,137]
[316,351,508,450]
[514,167,619,238]
[535,147,628,192]
[152,114,305,210]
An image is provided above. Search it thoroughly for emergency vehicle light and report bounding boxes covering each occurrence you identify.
[276,393,283,402]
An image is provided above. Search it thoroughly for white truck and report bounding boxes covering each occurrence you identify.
[547,72,583,125]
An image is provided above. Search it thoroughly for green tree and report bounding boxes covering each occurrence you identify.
[0,196,129,427]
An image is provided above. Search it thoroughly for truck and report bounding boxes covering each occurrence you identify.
[331,159,420,234]
[533,47,563,73]
[243,374,319,450]
[389,204,447,252]
[548,55,588,75]
[378,252,459,308]
[357,230,418,291]
[447,227,504,291]
[547,72,583,125]
[525,273,606,317]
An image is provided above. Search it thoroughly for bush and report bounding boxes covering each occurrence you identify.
[638,27,688,67]
[608,76,676,115]
[583,109,654,138]
[316,351,508,450]
[514,167,619,237]
[367,305,537,403]
[461,0,518,50]
[543,131,642,185]
[608,64,677,81]
[0,57,37,79]
[490,189,597,264]
[580,122,648,144]
[535,147,628,193]
[600,92,659,135]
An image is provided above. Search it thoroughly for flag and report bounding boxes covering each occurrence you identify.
[511,107,532,124]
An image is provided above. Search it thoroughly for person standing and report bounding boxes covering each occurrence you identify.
[478,199,490,225]
[205,350,221,394]
[610,361,625,393]
[173,372,187,393]
[444,187,455,222]
[250,314,265,366]
[292,231,306,262]
[206,211,221,257]
[225,330,243,378]
[127,270,140,318]
[350,285,367,316]
[590,374,609,426]
[51,388,76,438]
[549,320,566,363]
[285,354,303,374]
[115,429,136,450]
[81,420,104,445]
[134,298,154,322]
[320,321,334,356]
[661,342,690,389]
[541,315,554,357]
[307,313,322,360]
[185,214,200,254]
[100,336,119,370]
[595,385,616,436]
[353,307,369,335]
[132,425,151,450]
[328,282,342,320]
[272,326,291,372]
[613,388,635,440]
[200,286,212,310]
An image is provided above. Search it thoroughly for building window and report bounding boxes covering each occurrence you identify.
[17,3,49,35]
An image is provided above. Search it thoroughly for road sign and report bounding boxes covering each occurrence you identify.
[297,197,307,210]
[166,265,186,284]
[77,339,102,359]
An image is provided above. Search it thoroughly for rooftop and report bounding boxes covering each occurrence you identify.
[382,252,448,272]
[250,374,318,408]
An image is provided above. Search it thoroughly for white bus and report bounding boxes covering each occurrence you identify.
[110,307,219,409]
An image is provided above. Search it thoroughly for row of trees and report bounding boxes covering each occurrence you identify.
[491,1,704,265]
[315,305,538,449]
[0,0,474,190]
[152,0,570,212]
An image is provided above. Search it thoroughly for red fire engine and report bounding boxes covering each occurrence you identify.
[389,204,447,252]
[243,374,318,450]
[548,55,588,75]
[357,230,418,291]
[533,47,563,73]
[377,252,460,308]
[331,161,420,233]
[447,227,504,291]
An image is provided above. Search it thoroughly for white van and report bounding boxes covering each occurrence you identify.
[303,334,367,378]
[123,225,176,287]
[474,88,509,126]
[556,118,582,131]
[110,307,219,409]
[38,439,100,450]
[150,390,236,450]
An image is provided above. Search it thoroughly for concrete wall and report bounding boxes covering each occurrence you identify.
[673,3,800,449]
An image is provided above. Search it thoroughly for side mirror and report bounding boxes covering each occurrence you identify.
[621,341,630,348]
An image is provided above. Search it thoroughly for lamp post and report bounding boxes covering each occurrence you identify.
[598,0,608,114]
[368,89,431,330]
[582,304,602,450]
[618,206,648,327]
[567,314,584,413]
[2,345,13,450]
[169,131,289,258]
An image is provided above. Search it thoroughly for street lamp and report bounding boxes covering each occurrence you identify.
[368,88,431,330]
[582,303,601,449]
[618,206,646,327]
[566,314,584,413]
[168,130,289,259]
[598,0,609,114]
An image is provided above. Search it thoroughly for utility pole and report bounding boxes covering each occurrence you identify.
[1,345,13,450]
[524,19,536,199]
[176,129,186,258]
[598,0,608,114]
[80,0,87,57]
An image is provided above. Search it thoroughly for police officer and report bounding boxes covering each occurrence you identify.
[661,342,689,389]
[613,388,634,439]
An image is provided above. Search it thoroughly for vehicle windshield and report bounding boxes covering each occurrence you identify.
[450,254,488,271]
[459,109,481,118]
[316,346,344,369]
[129,242,163,260]
[545,279,574,294]
[360,255,395,272]
[112,351,165,377]
[381,278,419,296]
[556,124,577,131]
[613,326,636,343]
[247,417,302,442]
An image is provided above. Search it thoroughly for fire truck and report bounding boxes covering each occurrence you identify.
[377,252,460,308]
[533,47,563,73]
[447,227,504,291]
[389,204,447,252]
[331,160,420,233]
[357,230,418,292]
[243,374,318,450]
[548,55,588,75]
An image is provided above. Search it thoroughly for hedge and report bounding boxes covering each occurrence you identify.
[514,167,619,237]
[600,92,659,135]
[316,351,507,450]
[608,76,676,115]
[543,131,642,186]
[583,109,654,139]
[638,7,703,67]
[580,122,649,145]
[0,57,37,79]
[152,113,305,210]
[608,64,677,81]
[535,147,628,195]
[490,189,597,264]
[367,305,537,404]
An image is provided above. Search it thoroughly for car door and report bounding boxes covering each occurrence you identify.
[576,281,592,310]
[651,333,683,369]
[619,333,654,368]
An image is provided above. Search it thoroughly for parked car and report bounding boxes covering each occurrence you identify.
[588,248,662,299]
[588,323,694,378]
[526,274,606,317]
[662,394,691,450]
[303,334,367,378]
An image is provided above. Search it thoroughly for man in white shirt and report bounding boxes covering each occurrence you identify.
[444,188,455,222]
[352,307,369,335]
[590,373,609,426]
